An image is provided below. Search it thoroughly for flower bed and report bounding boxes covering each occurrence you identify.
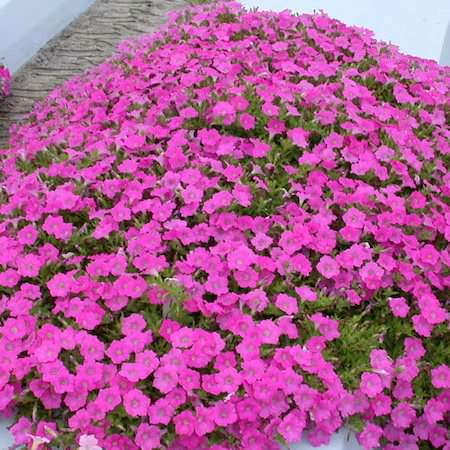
[0,63,11,99]
[0,1,449,449]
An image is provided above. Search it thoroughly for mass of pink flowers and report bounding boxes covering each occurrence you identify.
[0,63,11,99]
[0,1,449,449]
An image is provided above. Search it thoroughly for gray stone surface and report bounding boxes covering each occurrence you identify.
[0,0,188,147]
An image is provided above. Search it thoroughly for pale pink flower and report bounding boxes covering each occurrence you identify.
[78,434,102,450]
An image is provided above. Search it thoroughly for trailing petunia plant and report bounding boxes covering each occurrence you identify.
[0,63,11,99]
[0,1,449,449]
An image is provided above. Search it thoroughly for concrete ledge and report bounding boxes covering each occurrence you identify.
[0,0,95,73]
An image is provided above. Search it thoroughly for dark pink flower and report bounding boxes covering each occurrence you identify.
[288,128,309,147]
[278,410,305,443]
[173,410,195,436]
[317,255,340,279]
[123,388,151,417]
[343,207,366,229]
[212,401,237,427]
[360,372,383,398]
[96,386,121,413]
[17,225,38,245]
[431,365,450,389]
[153,366,178,394]
[275,293,298,315]
[135,423,161,449]
[389,297,410,318]
[359,423,383,450]
[148,398,175,425]
[391,402,416,428]
[227,245,256,271]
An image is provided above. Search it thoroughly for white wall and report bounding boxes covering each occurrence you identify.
[0,0,95,72]
[242,0,450,65]
[0,417,13,448]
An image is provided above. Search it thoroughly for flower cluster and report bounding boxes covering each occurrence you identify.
[0,2,449,449]
[0,63,11,99]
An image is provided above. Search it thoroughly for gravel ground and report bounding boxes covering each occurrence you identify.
[0,0,188,147]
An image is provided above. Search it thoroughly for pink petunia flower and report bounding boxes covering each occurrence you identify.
[17,225,38,245]
[227,245,257,271]
[359,423,383,450]
[153,366,178,394]
[360,372,383,398]
[212,401,237,427]
[42,215,73,241]
[388,297,410,318]
[343,207,366,229]
[135,423,161,450]
[123,388,151,417]
[288,128,309,147]
[431,365,450,389]
[275,293,298,315]
[173,410,196,436]
[391,402,416,428]
[278,410,305,443]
